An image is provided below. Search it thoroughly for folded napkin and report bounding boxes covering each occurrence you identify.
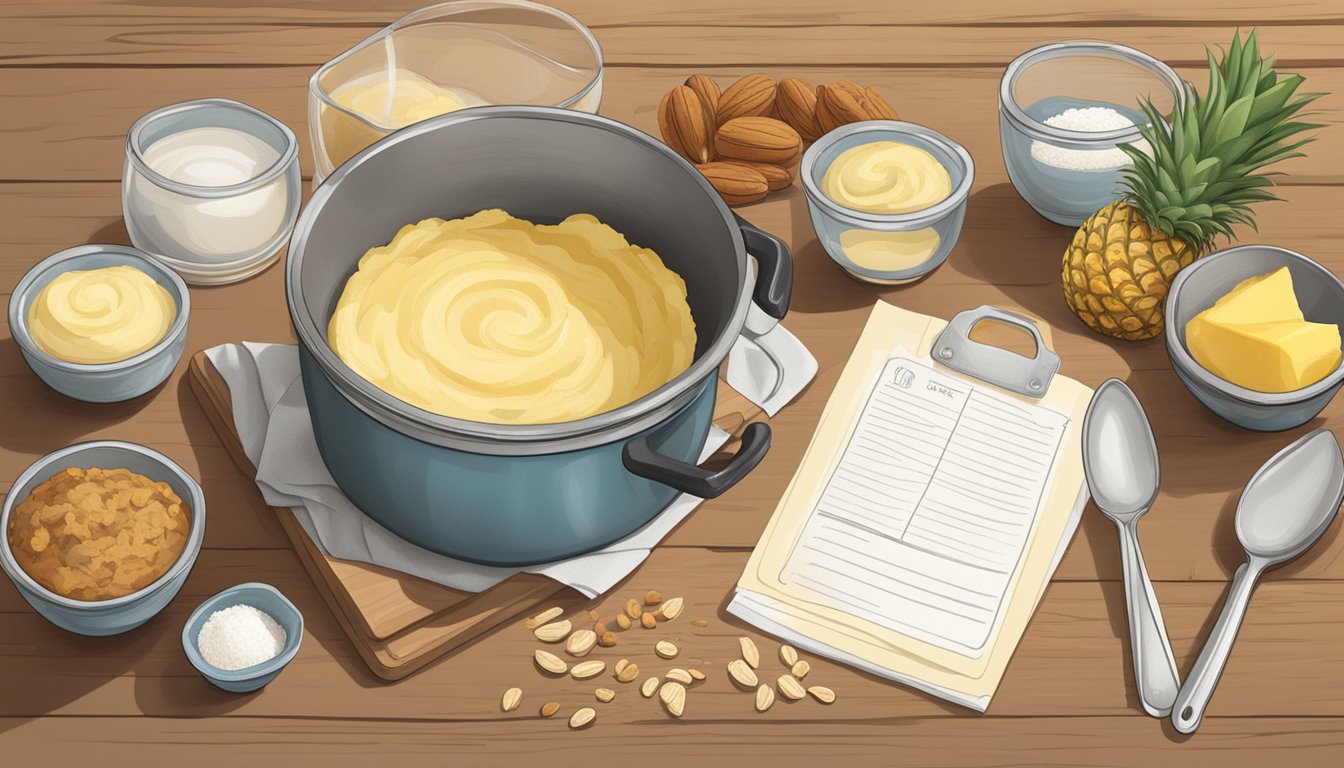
[204,322,815,598]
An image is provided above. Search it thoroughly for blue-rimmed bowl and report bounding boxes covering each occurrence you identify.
[999,41,1186,226]
[183,582,303,693]
[800,120,973,285]
[1165,245,1344,432]
[7,244,190,403]
[0,440,206,636]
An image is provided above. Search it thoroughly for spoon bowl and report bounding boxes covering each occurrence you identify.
[1172,428,1344,734]
[1083,378,1160,519]
[1236,429,1344,563]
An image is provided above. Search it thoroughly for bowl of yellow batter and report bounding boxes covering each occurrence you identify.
[287,106,793,565]
[801,121,974,285]
[8,244,190,402]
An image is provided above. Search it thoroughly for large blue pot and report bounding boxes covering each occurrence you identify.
[287,107,792,565]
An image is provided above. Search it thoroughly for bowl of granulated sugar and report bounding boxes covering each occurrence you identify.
[182,582,303,693]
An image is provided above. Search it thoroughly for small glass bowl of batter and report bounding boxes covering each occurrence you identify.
[7,244,190,403]
[801,121,974,285]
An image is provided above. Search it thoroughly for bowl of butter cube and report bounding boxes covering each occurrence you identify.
[1165,244,1344,431]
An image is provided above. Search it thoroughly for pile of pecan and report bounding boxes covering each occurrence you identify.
[657,74,900,206]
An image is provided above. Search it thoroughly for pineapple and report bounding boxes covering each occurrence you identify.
[1063,31,1321,341]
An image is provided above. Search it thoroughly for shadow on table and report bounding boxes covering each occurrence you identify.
[0,337,159,455]
[86,216,131,247]
[779,189,900,315]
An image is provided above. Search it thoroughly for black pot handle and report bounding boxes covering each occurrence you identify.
[622,422,771,499]
[735,214,792,320]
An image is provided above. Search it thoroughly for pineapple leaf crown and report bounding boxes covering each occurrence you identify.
[1119,30,1324,252]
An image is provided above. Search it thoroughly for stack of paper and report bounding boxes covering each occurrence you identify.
[729,302,1093,710]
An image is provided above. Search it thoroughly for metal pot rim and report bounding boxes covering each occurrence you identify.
[287,106,753,453]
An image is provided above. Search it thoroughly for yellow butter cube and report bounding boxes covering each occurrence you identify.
[1187,267,1342,393]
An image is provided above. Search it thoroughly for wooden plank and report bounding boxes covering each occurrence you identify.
[2,715,1343,767]
[1,19,1341,67]
[3,66,1343,184]
[1,548,1343,720]
[2,182,1344,579]
[3,0,1342,45]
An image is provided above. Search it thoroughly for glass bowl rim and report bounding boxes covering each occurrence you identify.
[307,0,605,134]
[800,120,975,227]
[999,40,1188,147]
[125,98,299,200]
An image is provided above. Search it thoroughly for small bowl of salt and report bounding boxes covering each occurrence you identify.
[182,582,303,693]
[999,41,1187,226]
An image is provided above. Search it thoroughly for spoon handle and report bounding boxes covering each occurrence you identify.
[1172,561,1261,734]
[1117,520,1181,717]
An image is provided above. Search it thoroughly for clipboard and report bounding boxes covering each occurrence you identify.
[729,302,1094,711]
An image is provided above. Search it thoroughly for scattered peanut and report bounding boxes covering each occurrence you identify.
[593,621,607,635]
[616,661,640,683]
[540,701,561,718]
[690,619,708,627]
[534,619,572,643]
[571,660,606,680]
[739,636,761,669]
[665,668,694,685]
[587,609,601,622]
[565,629,597,657]
[640,612,657,629]
[655,640,680,659]
[595,687,616,703]
[625,598,642,619]
[523,606,562,629]
[727,658,759,688]
[791,660,811,679]
[569,707,596,729]
[644,590,664,606]
[688,668,707,682]
[615,614,633,631]
[534,649,568,675]
[780,644,799,667]
[660,681,687,718]
[808,686,836,704]
[641,677,660,698]
[598,631,619,647]
[657,596,684,621]
[778,674,806,700]
[501,687,522,712]
[755,684,775,712]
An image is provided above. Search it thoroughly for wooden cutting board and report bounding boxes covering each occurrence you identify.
[187,351,765,681]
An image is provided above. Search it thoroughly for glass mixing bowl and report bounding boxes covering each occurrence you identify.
[309,0,603,182]
[801,121,974,285]
[999,41,1186,226]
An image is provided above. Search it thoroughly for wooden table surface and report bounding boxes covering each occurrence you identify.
[2,1,1343,765]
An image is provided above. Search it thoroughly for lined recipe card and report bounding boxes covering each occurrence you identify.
[779,354,1068,657]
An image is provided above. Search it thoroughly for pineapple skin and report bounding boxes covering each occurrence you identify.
[1062,201,1197,341]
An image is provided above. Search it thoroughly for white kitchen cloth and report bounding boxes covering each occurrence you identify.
[727,301,818,416]
[204,324,815,598]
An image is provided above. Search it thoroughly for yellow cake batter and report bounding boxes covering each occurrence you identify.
[28,265,176,365]
[822,140,952,215]
[328,209,697,425]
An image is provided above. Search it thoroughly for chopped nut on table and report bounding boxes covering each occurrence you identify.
[506,591,838,727]
[533,619,571,643]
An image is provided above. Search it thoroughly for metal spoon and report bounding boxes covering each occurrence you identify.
[1082,378,1181,717]
[1172,428,1344,734]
